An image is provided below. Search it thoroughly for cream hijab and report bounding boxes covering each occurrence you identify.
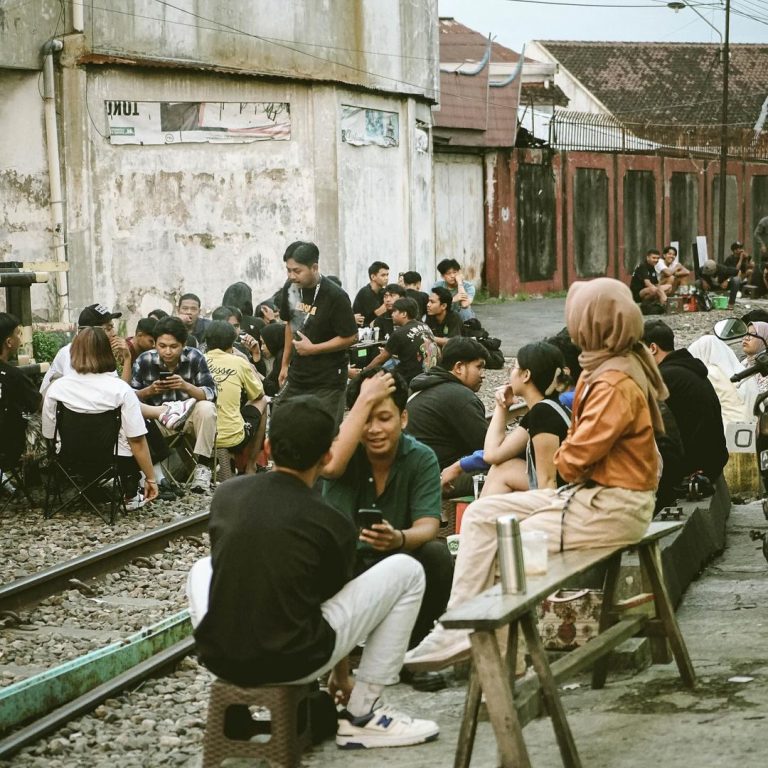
[565,278,669,431]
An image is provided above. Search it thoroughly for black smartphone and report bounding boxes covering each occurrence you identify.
[158,371,173,379]
[357,509,383,530]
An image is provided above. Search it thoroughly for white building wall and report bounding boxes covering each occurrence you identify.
[0,70,52,315]
[526,42,610,116]
[61,68,435,325]
[433,153,484,287]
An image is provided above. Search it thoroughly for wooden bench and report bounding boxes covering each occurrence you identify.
[440,520,695,768]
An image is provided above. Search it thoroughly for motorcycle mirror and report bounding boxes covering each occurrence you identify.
[713,318,748,341]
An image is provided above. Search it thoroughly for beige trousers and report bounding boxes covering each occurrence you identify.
[448,484,655,610]
[157,400,217,459]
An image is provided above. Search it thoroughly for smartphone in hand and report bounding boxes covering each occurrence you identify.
[357,509,383,531]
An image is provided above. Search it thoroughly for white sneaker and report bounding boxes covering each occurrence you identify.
[123,493,147,510]
[336,701,439,749]
[403,625,471,671]
[189,464,211,493]
[160,399,195,430]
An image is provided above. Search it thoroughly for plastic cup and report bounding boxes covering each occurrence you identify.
[521,530,548,575]
[446,534,460,557]
[472,474,486,499]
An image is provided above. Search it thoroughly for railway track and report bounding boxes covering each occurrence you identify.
[0,511,210,760]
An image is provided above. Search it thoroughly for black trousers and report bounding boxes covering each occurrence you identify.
[357,539,454,649]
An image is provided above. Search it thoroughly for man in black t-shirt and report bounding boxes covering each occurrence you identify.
[352,261,390,327]
[402,271,429,319]
[364,298,439,384]
[371,283,406,341]
[629,249,671,305]
[277,241,358,427]
[426,287,463,348]
[188,393,439,749]
[0,313,42,471]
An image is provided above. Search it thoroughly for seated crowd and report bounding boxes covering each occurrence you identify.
[1,242,739,752]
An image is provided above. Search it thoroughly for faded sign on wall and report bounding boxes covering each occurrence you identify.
[105,101,291,145]
[341,105,399,147]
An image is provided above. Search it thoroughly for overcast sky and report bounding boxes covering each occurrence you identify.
[438,0,767,54]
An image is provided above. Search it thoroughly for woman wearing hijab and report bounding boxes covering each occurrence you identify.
[688,335,749,424]
[405,278,667,670]
[741,321,768,394]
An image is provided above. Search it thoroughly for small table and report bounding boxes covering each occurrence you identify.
[349,340,385,368]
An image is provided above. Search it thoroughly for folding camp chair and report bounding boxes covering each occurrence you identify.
[44,403,126,525]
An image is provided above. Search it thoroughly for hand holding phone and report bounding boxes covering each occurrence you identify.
[357,509,383,531]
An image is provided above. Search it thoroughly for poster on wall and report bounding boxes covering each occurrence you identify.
[341,105,399,147]
[105,101,291,145]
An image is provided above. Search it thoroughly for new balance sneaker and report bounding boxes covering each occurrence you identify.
[123,493,147,511]
[336,701,439,749]
[403,625,471,671]
[189,464,212,493]
[160,399,195,430]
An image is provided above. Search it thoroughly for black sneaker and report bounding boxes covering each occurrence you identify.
[157,479,180,501]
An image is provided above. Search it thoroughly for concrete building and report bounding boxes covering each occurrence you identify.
[0,1,439,324]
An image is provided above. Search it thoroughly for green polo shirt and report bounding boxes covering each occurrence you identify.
[322,433,441,553]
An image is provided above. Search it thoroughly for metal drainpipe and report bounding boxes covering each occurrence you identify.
[72,1,84,32]
[41,39,69,323]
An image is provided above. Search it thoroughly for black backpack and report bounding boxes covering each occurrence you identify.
[461,319,505,369]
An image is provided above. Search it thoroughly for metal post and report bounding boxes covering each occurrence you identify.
[717,0,731,263]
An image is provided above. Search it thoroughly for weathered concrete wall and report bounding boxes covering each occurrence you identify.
[0,0,59,70]
[0,70,52,315]
[85,0,439,102]
[63,66,318,319]
[60,66,436,325]
[337,92,434,294]
[434,153,484,287]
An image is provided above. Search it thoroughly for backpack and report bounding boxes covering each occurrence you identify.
[461,319,505,369]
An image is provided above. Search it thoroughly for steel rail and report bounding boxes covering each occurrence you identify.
[0,511,209,613]
[0,636,195,760]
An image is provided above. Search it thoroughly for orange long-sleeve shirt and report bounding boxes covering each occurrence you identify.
[554,369,658,491]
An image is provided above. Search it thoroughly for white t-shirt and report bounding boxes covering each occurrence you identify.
[42,372,147,457]
[40,343,73,395]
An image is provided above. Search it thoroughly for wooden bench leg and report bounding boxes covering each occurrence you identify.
[592,553,622,690]
[469,630,532,768]
[520,612,582,768]
[638,542,696,688]
[505,622,520,684]
[454,664,482,768]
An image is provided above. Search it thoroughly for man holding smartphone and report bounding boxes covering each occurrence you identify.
[188,393,439,749]
[131,316,217,493]
[321,369,453,658]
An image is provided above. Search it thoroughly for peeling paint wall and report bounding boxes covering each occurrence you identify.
[66,67,317,319]
[434,154,485,286]
[85,0,439,102]
[62,67,435,325]
[0,70,52,315]
[338,91,435,293]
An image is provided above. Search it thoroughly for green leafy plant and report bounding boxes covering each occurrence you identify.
[32,331,69,363]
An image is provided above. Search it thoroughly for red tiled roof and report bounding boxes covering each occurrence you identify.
[535,41,768,127]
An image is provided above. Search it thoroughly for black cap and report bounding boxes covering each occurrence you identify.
[731,241,744,250]
[78,303,122,327]
[269,395,337,469]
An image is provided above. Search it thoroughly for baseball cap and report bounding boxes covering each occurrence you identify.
[731,241,744,250]
[269,395,337,469]
[78,303,122,327]
[701,260,717,276]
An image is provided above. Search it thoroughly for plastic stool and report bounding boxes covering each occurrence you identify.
[202,679,312,768]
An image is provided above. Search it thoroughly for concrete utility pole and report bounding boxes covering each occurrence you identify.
[717,0,731,264]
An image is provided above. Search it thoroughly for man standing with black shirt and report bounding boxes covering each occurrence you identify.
[188,392,439,749]
[352,261,390,327]
[277,241,358,427]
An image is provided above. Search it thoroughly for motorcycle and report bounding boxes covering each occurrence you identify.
[713,317,768,561]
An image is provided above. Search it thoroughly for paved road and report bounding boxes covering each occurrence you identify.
[474,298,567,356]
